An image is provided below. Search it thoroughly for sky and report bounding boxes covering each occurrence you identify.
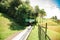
[53,0,60,8]
[29,0,60,19]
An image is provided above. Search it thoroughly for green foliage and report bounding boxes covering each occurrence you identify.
[25,0,30,4]
[10,0,21,7]
[51,16,57,20]
[0,0,37,26]
[39,9,46,17]
[35,5,40,16]
[0,0,46,26]
[51,16,57,22]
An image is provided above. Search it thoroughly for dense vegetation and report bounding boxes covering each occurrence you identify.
[0,0,47,40]
[0,0,46,26]
[0,0,35,26]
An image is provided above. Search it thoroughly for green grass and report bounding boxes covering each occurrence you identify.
[0,13,23,40]
[27,16,60,40]
[42,19,60,40]
[27,25,39,40]
[47,29,60,40]
[43,19,60,40]
[36,17,60,40]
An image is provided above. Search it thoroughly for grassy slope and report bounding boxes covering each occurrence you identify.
[27,25,39,40]
[0,13,22,40]
[41,18,60,40]
[27,17,48,40]
[47,29,60,40]
[46,19,60,40]
[27,16,60,40]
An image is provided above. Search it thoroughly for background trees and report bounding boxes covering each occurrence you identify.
[39,9,46,18]
[51,16,57,20]
[51,16,57,22]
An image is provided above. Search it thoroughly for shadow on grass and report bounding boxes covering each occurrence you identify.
[9,22,26,30]
[1,13,26,30]
[38,25,41,40]
[38,25,51,40]
[38,25,46,40]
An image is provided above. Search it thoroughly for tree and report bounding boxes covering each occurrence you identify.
[39,9,46,24]
[0,0,9,13]
[5,0,22,18]
[10,0,22,7]
[0,0,2,2]
[17,3,34,25]
[25,0,30,4]
[0,0,37,26]
[35,5,40,16]
[55,16,57,20]
[40,9,46,18]
[51,16,57,22]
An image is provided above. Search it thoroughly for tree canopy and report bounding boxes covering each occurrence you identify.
[0,0,46,26]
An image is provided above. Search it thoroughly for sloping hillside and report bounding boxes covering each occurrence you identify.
[0,13,23,40]
[42,19,60,40]
[37,17,60,40]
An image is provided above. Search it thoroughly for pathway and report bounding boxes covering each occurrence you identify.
[11,25,32,40]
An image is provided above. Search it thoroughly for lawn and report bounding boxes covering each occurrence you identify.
[47,29,60,40]
[0,13,24,40]
[46,19,60,40]
[27,25,39,40]
[39,18,60,40]
[36,16,60,40]
[27,16,60,40]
